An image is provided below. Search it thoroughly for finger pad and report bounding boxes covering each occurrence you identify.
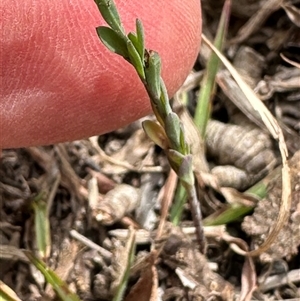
[1,0,201,148]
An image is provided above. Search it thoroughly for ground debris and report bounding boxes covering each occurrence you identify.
[1,1,300,300]
[242,150,300,262]
[159,226,234,301]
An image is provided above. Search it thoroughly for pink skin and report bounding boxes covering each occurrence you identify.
[1,0,201,148]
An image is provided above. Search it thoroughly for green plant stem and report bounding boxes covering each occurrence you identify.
[94,0,206,252]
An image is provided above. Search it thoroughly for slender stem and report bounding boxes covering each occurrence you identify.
[184,183,206,253]
[94,0,206,253]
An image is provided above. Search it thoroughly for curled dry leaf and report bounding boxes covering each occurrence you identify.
[242,150,300,262]
[206,119,277,190]
[95,184,141,225]
[256,67,300,100]
[280,53,300,69]
[218,231,257,301]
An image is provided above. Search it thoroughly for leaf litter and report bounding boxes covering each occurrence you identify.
[1,0,300,300]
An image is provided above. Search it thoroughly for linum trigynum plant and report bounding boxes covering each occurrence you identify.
[94,0,206,253]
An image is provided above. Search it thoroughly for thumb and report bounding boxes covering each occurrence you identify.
[1,0,201,148]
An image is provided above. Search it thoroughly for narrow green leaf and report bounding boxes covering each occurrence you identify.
[203,204,253,226]
[150,102,165,127]
[142,120,169,149]
[32,193,51,260]
[112,229,136,301]
[179,125,189,155]
[178,154,194,186]
[24,251,82,301]
[127,32,138,50]
[127,40,145,79]
[159,78,172,115]
[166,149,185,175]
[96,26,129,58]
[136,19,145,60]
[165,112,181,151]
[128,29,145,64]
[94,0,125,34]
[144,50,162,101]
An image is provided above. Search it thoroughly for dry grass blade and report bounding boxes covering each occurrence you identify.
[280,53,300,69]
[259,269,300,293]
[0,280,22,301]
[231,0,283,43]
[156,169,177,240]
[281,2,300,27]
[201,34,291,257]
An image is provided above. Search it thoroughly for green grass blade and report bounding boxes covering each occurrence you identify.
[32,193,51,260]
[170,182,188,225]
[194,0,231,137]
[203,170,273,226]
[112,229,136,301]
[203,204,253,226]
[24,251,82,301]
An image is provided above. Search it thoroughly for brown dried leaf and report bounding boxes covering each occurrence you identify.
[87,168,116,194]
[233,46,265,89]
[239,256,257,301]
[54,143,86,201]
[124,251,158,301]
